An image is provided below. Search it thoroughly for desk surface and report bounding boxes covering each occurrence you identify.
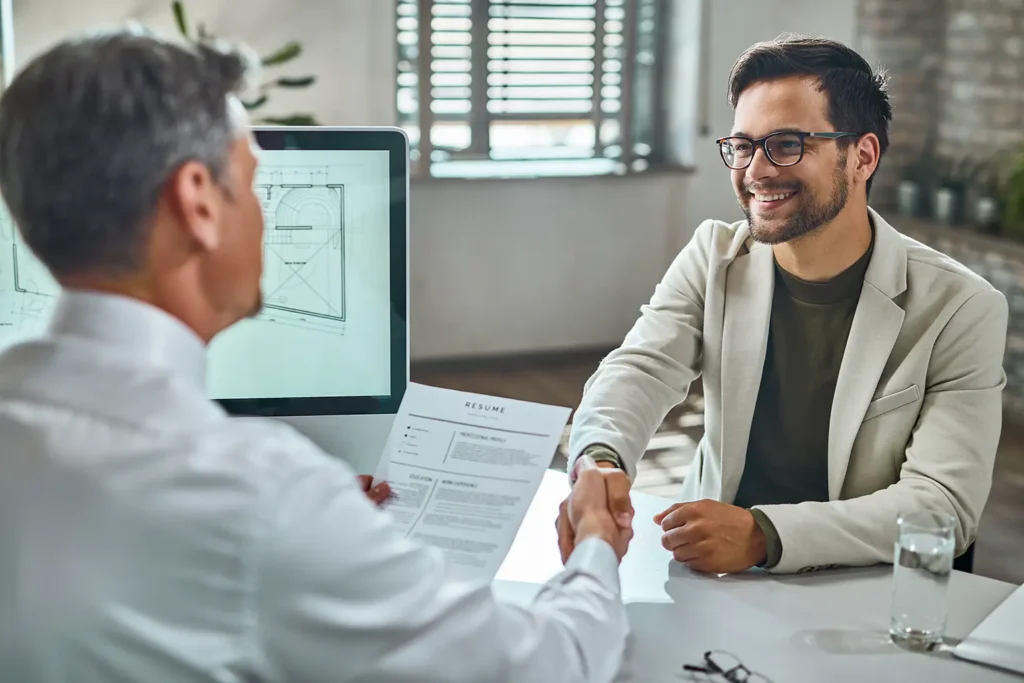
[495,470,1023,682]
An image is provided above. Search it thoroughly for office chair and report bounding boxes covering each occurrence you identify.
[953,543,975,574]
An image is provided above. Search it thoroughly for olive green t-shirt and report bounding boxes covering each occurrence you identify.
[737,238,874,567]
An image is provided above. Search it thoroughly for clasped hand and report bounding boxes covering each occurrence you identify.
[555,463,635,563]
[655,499,767,574]
[555,463,767,573]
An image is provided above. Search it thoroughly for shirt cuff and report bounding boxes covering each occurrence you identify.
[749,508,783,570]
[570,445,625,482]
[560,536,622,596]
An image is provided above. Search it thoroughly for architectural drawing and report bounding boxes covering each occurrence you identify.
[0,208,59,344]
[256,166,346,329]
[12,229,59,298]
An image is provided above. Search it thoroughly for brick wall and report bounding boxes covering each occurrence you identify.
[937,0,1024,158]
[856,0,1024,206]
[855,0,947,208]
[900,219,1024,415]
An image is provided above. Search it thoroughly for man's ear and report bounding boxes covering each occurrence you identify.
[854,133,881,186]
[167,160,222,251]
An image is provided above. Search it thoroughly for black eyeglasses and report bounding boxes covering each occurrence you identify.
[683,650,773,682]
[716,131,861,170]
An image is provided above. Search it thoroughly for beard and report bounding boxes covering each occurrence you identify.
[741,153,850,245]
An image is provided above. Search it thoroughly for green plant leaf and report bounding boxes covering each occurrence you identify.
[257,114,318,126]
[273,76,316,88]
[172,1,189,37]
[241,95,268,110]
[261,42,302,66]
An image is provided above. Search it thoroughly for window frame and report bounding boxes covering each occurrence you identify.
[397,0,672,179]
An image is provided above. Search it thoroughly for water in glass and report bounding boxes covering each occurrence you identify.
[890,511,955,649]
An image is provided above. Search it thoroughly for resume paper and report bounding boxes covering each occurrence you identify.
[373,382,571,582]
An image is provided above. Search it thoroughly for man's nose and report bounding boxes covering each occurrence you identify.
[745,146,779,185]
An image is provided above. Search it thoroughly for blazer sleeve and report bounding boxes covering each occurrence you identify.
[566,220,714,481]
[753,288,1009,574]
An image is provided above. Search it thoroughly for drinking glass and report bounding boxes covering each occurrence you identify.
[890,510,956,649]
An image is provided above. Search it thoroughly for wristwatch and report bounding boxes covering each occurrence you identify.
[570,445,624,482]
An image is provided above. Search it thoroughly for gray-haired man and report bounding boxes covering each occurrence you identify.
[0,29,632,683]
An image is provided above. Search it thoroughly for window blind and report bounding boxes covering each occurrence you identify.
[397,0,665,176]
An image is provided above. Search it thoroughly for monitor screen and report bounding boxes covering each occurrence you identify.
[0,127,409,417]
[0,208,60,347]
[215,127,409,417]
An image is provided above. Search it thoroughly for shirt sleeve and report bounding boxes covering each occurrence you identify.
[248,441,629,683]
[749,508,782,569]
[569,444,625,483]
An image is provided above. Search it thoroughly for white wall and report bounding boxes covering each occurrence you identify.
[12,0,856,360]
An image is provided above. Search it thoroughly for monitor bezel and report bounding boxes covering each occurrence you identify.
[216,126,409,417]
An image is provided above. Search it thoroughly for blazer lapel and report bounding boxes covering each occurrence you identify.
[827,209,908,499]
[719,240,775,502]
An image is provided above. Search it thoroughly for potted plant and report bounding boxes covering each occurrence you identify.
[171,1,319,125]
[1002,147,1024,241]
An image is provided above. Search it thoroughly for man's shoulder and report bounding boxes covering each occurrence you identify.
[690,216,753,256]
[896,229,1000,300]
[208,417,348,474]
[667,218,757,278]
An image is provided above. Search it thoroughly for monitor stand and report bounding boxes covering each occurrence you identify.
[271,414,396,475]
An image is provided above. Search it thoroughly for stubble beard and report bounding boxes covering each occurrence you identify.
[742,154,850,246]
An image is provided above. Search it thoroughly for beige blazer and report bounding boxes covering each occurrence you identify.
[568,208,1008,574]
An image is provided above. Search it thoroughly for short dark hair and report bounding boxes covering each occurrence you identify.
[727,34,892,196]
[0,28,257,279]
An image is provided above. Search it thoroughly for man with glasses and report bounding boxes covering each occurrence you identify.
[556,34,1008,576]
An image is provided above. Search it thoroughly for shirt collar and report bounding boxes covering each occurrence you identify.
[48,290,207,388]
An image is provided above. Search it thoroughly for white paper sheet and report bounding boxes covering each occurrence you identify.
[373,382,571,583]
[953,584,1024,675]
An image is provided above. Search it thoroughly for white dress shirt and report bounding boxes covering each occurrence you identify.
[0,290,628,683]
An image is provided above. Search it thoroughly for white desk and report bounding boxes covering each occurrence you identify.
[495,470,1023,682]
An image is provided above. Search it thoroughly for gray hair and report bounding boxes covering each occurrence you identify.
[0,28,259,278]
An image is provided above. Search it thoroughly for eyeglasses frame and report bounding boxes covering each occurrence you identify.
[682,649,772,682]
[715,130,862,170]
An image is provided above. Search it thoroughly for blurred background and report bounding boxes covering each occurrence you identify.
[4,0,1023,583]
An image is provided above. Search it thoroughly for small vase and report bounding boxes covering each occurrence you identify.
[898,180,920,217]
[934,188,959,225]
[975,196,1000,231]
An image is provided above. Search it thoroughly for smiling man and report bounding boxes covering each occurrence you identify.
[555,34,1009,575]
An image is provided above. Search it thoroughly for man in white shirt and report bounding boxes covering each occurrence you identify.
[0,29,633,682]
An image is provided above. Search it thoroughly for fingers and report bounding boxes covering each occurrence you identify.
[604,472,634,528]
[366,481,392,506]
[568,469,609,524]
[652,503,684,525]
[655,502,701,530]
[672,542,704,564]
[556,498,575,564]
[355,475,391,506]
[661,520,707,553]
[616,525,635,560]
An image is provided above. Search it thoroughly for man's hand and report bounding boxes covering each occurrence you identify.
[356,475,392,507]
[555,461,634,564]
[654,499,766,574]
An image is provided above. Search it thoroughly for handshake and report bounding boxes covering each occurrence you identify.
[555,455,770,573]
[554,456,635,564]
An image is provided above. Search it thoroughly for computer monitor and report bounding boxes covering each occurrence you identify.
[0,126,409,476]
[212,126,409,474]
